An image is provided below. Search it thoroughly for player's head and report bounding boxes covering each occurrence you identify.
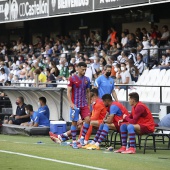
[77,62,87,76]
[90,88,98,104]
[16,96,24,105]
[129,92,139,106]
[104,65,112,77]
[39,97,46,106]
[102,94,112,107]
[25,104,33,115]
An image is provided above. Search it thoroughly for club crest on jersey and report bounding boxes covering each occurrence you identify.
[68,81,70,85]
[85,80,88,84]
[110,81,112,84]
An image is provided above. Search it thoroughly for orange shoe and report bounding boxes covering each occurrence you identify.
[114,146,126,153]
[121,147,136,154]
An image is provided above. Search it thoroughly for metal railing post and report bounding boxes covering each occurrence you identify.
[160,86,162,103]
[59,88,65,121]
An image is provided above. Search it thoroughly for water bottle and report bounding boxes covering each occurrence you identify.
[126,140,129,150]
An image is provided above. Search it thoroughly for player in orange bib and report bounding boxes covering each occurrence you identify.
[79,88,107,146]
[86,94,129,150]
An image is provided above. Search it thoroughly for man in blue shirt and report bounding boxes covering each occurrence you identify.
[158,114,170,127]
[21,104,50,127]
[94,65,118,101]
[38,97,50,119]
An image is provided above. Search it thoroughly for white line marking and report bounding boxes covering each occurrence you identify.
[0,150,108,170]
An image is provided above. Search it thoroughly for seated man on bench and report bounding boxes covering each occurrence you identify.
[85,94,129,150]
[21,104,50,127]
[4,96,30,125]
[114,92,155,154]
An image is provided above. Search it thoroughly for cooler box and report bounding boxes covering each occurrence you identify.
[50,121,66,135]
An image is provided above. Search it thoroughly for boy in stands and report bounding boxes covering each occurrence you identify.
[86,94,129,150]
[114,92,155,154]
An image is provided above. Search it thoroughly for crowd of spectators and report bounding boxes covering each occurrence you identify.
[0,24,170,89]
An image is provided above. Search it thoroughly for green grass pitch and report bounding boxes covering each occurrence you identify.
[0,135,170,170]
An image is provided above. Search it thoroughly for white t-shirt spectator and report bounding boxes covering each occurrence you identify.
[0,73,7,83]
[161,31,170,39]
[121,37,128,47]
[75,46,80,53]
[120,70,132,84]
[161,57,169,65]
[150,45,158,58]
[142,41,150,49]
[91,63,100,71]
[85,64,96,82]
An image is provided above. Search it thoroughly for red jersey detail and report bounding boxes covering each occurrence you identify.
[111,101,129,123]
[131,102,155,132]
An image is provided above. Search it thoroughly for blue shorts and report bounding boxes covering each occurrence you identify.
[70,107,80,122]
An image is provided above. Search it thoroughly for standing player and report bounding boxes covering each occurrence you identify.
[49,88,107,145]
[67,62,91,149]
[94,65,118,101]
[86,94,129,150]
[114,92,155,154]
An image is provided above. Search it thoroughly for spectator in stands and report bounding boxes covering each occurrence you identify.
[118,51,128,64]
[142,36,150,49]
[45,56,51,66]
[128,48,137,64]
[36,67,47,84]
[50,61,59,77]
[119,63,132,89]
[85,59,97,82]
[83,34,91,46]
[38,97,50,119]
[159,25,170,46]
[95,30,101,41]
[110,42,119,56]
[141,28,151,40]
[4,96,30,125]
[100,50,108,64]
[110,26,118,46]
[135,28,143,41]
[94,65,118,101]
[159,54,170,70]
[58,60,69,80]
[150,39,158,60]
[68,63,76,76]
[0,68,7,86]
[99,56,107,66]
[19,63,27,80]
[158,114,170,128]
[135,53,144,75]
[137,43,148,63]
[21,104,50,127]
[150,26,158,40]
[92,57,100,71]
[121,32,128,48]
[114,92,155,154]
[46,68,56,87]
[126,60,139,82]
[115,64,122,84]
[126,33,137,48]
[106,29,111,44]
[70,57,76,65]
